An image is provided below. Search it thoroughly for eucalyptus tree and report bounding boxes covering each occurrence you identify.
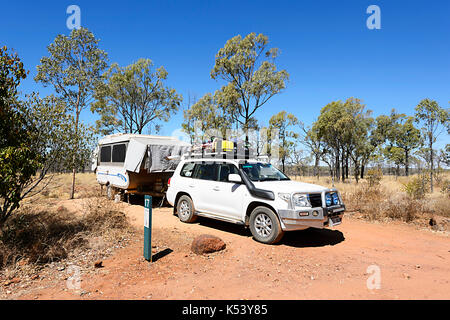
[210,33,289,139]
[414,99,449,191]
[182,92,231,142]
[35,27,108,199]
[338,98,374,182]
[269,111,299,173]
[300,123,325,179]
[311,98,375,182]
[93,58,182,135]
[312,100,346,181]
[391,115,422,176]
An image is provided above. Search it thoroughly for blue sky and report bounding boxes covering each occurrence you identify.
[1,0,449,147]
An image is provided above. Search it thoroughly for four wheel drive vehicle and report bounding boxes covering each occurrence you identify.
[166,158,345,244]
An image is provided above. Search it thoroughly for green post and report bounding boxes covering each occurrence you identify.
[143,195,152,261]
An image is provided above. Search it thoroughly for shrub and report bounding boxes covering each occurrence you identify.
[366,168,383,188]
[402,175,429,199]
[439,179,450,197]
[0,197,133,270]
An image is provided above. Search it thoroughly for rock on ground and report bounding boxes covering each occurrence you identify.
[191,234,226,255]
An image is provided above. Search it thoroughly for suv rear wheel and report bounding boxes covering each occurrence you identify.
[177,195,198,223]
[249,206,284,244]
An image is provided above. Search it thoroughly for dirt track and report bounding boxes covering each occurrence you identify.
[16,200,450,300]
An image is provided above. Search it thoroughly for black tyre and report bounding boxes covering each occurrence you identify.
[249,206,284,244]
[176,195,198,223]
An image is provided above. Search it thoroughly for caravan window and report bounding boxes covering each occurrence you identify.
[100,146,111,162]
[112,144,127,163]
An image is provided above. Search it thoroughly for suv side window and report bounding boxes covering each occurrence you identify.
[218,163,240,182]
[180,162,195,177]
[193,162,218,181]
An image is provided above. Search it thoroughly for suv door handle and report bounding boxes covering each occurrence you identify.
[213,186,220,191]
[188,184,195,188]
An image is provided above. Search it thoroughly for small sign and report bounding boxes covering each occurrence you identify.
[143,195,152,261]
[144,207,150,228]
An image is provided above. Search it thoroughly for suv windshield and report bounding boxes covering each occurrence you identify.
[239,163,290,182]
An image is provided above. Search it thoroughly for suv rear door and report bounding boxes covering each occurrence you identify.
[190,161,219,214]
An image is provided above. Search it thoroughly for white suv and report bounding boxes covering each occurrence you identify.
[166,158,345,244]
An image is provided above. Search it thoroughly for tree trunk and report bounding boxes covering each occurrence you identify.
[430,135,434,192]
[360,162,365,179]
[405,149,409,176]
[70,109,80,200]
[314,155,320,180]
[354,161,360,183]
[345,156,349,179]
[335,154,340,182]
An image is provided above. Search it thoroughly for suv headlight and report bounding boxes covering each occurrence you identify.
[332,192,340,205]
[292,193,311,208]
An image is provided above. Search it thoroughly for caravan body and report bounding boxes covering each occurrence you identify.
[92,133,190,197]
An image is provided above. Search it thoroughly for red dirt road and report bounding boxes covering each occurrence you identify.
[16,202,450,300]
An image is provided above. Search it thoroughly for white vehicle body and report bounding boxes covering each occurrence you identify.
[167,157,345,243]
[93,133,190,197]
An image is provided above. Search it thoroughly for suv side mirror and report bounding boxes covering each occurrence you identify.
[228,173,242,183]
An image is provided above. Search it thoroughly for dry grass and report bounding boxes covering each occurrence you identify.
[292,173,450,224]
[30,172,99,201]
[0,172,134,279]
[0,197,134,270]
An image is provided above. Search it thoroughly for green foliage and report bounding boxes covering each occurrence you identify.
[92,58,182,135]
[379,110,422,176]
[34,27,108,112]
[0,46,28,102]
[35,27,108,199]
[182,92,231,142]
[210,33,289,132]
[22,93,95,174]
[312,97,374,182]
[402,174,429,199]
[269,111,298,172]
[0,47,40,228]
[414,98,449,191]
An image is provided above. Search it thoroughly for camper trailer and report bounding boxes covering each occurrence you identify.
[92,133,190,199]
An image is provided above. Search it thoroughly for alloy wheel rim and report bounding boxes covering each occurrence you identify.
[255,213,273,238]
[179,200,190,218]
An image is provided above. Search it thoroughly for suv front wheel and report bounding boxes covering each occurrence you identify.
[249,206,284,244]
[176,195,198,223]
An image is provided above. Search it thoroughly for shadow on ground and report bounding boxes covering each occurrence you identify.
[152,248,173,262]
[125,194,169,208]
[280,228,345,247]
[195,216,251,237]
[193,217,345,248]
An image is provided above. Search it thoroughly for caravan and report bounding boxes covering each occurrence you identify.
[92,133,190,199]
